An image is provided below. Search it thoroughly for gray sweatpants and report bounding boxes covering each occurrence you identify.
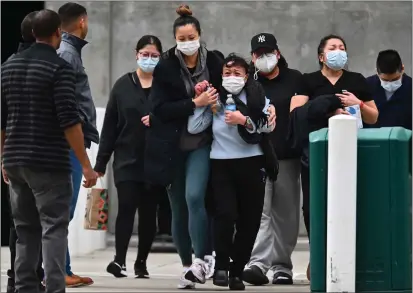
[6,166,72,293]
[246,159,301,276]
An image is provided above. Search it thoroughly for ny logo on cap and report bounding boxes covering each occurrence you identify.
[258,35,266,43]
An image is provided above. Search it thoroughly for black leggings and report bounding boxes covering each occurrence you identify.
[156,189,171,235]
[210,156,266,277]
[115,181,163,265]
[301,163,310,238]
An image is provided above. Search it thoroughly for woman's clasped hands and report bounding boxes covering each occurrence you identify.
[193,80,218,107]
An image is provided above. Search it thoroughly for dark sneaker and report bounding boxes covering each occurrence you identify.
[106,261,127,278]
[242,265,269,285]
[213,270,229,287]
[6,278,15,293]
[134,260,149,279]
[229,277,245,290]
[39,282,46,292]
[272,272,293,285]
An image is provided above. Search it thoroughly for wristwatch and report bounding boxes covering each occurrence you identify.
[244,116,253,128]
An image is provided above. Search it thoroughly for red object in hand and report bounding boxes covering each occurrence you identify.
[359,101,365,109]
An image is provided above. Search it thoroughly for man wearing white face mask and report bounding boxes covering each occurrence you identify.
[365,49,412,130]
[243,33,303,286]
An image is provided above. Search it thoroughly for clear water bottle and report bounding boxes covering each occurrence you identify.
[225,94,236,112]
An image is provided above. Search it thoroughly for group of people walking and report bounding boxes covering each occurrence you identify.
[1,2,411,293]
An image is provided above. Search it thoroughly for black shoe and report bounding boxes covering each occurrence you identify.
[156,233,173,243]
[272,272,293,285]
[242,265,269,285]
[106,260,127,278]
[213,270,229,287]
[134,260,149,279]
[6,278,15,293]
[39,282,46,292]
[229,277,245,290]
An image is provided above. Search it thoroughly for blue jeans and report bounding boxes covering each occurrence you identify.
[66,150,82,276]
[168,145,210,266]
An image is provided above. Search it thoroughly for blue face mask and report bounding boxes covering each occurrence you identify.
[137,57,159,73]
[325,50,348,71]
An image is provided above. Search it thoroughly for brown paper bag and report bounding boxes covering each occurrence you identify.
[84,187,109,230]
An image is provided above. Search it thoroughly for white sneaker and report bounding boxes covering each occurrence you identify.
[184,258,207,284]
[178,268,196,289]
[204,255,215,279]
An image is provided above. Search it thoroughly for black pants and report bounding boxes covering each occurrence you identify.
[210,156,266,277]
[7,186,44,282]
[157,189,171,235]
[301,163,310,238]
[115,181,162,265]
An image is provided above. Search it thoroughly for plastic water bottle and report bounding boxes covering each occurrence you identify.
[225,94,236,112]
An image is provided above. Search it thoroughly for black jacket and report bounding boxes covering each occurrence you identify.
[230,78,279,181]
[94,72,156,185]
[288,94,342,167]
[145,47,223,186]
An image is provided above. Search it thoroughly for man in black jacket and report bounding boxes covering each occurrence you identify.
[3,11,46,293]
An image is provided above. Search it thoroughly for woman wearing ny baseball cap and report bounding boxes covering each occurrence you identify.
[243,32,304,286]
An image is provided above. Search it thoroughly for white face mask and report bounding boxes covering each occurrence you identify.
[380,77,402,93]
[176,39,200,56]
[222,76,246,95]
[254,53,278,79]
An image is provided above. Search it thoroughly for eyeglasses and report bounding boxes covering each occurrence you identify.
[138,52,160,59]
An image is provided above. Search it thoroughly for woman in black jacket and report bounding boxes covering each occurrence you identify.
[290,34,379,280]
[94,35,164,279]
[145,4,223,289]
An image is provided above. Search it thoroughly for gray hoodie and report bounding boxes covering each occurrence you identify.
[58,32,99,147]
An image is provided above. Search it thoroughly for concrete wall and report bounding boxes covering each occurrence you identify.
[47,1,412,108]
[46,1,412,245]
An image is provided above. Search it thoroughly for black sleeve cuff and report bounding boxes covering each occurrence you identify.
[94,159,108,174]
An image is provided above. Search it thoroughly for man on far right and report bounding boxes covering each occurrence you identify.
[365,49,412,130]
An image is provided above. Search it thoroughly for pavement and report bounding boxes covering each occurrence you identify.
[1,244,310,292]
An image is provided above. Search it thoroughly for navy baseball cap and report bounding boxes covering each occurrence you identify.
[251,33,279,52]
